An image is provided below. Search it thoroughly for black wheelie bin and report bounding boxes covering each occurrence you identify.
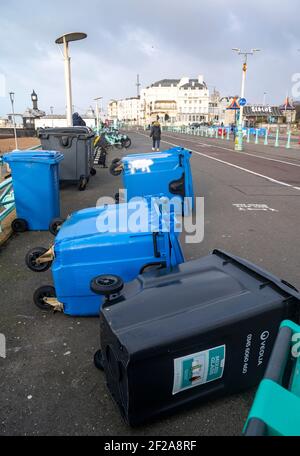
[91,249,300,426]
[38,127,96,190]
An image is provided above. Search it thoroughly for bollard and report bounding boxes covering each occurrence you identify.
[227,128,230,140]
[255,129,259,144]
[222,128,225,140]
[215,128,218,139]
[247,128,250,143]
[275,128,279,147]
[264,130,268,146]
[286,130,291,149]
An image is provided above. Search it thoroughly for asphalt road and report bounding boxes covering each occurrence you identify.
[0,131,299,436]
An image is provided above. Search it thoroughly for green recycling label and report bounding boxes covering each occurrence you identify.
[172,345,226,395]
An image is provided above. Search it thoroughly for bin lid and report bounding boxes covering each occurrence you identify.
[3,150,64,164]
[38,127,94,139]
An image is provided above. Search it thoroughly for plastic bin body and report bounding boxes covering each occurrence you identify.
[52,201,184,316]
[121,147,194,215]
[3,150,63,230]
[38,127,95,182]
[98,249,300,426]
[244,320,300,436]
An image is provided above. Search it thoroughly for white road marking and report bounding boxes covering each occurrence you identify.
[137,132,300,192]
[232,204,279,212]
[163,133,300,168]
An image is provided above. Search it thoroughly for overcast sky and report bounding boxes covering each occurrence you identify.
[1,0,300,116]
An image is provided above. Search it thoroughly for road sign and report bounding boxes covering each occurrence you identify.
[239,98,247,106]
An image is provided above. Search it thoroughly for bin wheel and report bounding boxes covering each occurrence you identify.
[49,217,65,236]
[33,286,56,311]
[115,143,123,150]
[123,138,132,149]
[90,274,124,296]
[109,160,123,176]
[90,168,97,176]
[112,158,121,164]
[12,218,28,233]
[78,176,87,191]
[25,247,52,272]
[94,349,104,371]
[115,192,120,204]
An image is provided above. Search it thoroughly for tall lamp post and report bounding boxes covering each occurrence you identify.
[94,96,102,134]
[9,92,18,150]
[55,32,87,127]
[232,48,261,151]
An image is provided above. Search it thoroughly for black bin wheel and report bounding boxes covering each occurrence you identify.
[49,217,65,236]
[12,218,28,233]
[25,247,52,272]
[94,349,104,371]
[33,285,56,311]
[90,275,124,296]
[115,192,120,204]
[90,168,97,176]
[124,138,132,149]
[78,176,87,191]
[109,159,123,176]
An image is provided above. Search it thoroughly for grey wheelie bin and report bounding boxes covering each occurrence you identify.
[38,127,96,191]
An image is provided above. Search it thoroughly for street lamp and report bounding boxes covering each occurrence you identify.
[55,32,87,127]
[263,91,267,106]
[9,92,18,150]
[94,96,102,135]
[232,48,261,151]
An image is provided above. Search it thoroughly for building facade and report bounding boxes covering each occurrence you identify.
[108,75,211,126]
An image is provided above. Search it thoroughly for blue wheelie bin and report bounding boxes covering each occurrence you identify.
[30,199,184,316]
[3,150,63,232]
[110,147,194,216]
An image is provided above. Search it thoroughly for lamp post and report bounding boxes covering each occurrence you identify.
[9,92,18,150]
[232,48,261,151]
[94,96,102,135]
[55,32,87,127]
[263,91,267,106]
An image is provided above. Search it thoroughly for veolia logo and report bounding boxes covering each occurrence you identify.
[257,330,270,366]
[260,331,270,341]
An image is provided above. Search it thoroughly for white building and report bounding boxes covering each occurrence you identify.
[140,75,210,126]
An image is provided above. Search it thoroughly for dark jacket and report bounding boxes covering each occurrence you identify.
[150,121,161,140]
[72,112,86,127]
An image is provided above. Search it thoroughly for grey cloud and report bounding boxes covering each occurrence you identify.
[1,0,300,116]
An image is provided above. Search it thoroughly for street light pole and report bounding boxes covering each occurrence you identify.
[263,92,267,106]
[94,96,102,135]
[9,92,18,150]
[232,48,261,151]
[55,32,87,127]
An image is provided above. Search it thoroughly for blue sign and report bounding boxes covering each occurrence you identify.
[239,98,247,106]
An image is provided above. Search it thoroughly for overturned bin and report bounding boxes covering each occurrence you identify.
[91,249,300,426]
[244,320,300,436]
[110,147,194,216]
[27,199,184,316]
[3,150,63,232]
[38,127,96,191]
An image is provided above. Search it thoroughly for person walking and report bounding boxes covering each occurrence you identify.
[150,116,161,151]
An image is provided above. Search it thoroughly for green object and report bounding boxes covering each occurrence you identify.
[264,130,268,145]
[286,130,291,149]
[227,129,230,141]
[255,129,259,144]
[274,128,279,147]
[244,320,300,436]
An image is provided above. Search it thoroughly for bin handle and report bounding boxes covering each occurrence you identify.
[264,325,293,385]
